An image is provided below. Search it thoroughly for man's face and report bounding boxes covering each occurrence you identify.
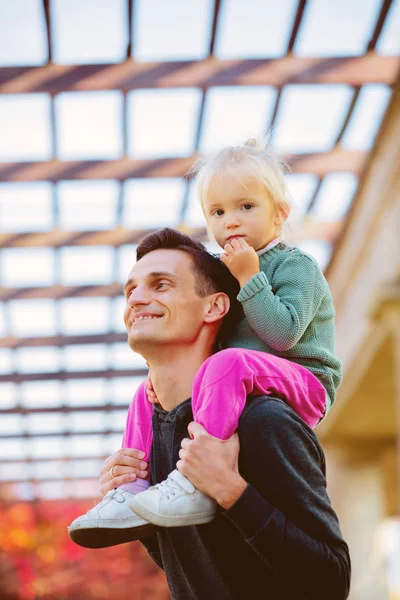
[123,249,211,353]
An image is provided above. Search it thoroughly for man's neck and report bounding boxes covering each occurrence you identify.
[146,345,212,412]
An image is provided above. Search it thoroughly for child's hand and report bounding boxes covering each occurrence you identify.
[220,238,260,287]
[146,376,159,404]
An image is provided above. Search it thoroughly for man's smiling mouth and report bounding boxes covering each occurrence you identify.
[133,315,162,323]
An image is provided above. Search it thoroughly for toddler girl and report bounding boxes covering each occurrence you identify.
[68,138,342,547]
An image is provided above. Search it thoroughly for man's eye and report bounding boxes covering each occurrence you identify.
[156,281,168,289]
[242,204,253,211]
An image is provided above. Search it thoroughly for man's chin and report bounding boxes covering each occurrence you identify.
[127,332,159,353]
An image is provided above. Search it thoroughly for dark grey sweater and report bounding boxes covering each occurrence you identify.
[142,396,351,600]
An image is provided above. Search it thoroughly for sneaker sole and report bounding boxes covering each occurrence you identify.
[68,522,157,548]
[130,500,215,528]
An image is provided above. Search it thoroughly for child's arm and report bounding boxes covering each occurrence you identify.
[222,242,327,352]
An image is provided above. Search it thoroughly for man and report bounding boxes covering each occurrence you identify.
[74,228,351,599]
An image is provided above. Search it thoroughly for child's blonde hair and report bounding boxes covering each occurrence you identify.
[190,137,292,230]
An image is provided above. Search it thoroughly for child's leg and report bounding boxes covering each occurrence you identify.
[120,381,153,494]
[191,348,326,437]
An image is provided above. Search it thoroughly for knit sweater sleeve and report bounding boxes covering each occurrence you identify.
[224,398,351,600]
[237,253,325,351]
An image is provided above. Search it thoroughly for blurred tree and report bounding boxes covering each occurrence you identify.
[0,486,169,600]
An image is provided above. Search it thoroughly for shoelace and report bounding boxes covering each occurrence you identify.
[152,470,194,500]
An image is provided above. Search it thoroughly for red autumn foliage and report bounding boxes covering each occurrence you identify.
[0,486,170,600]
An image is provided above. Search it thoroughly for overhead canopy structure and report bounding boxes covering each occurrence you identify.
[0,0,399,500]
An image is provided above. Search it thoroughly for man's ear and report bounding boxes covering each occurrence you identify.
[203,293,230,324]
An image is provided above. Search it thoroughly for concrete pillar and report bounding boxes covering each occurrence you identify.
[325,445,389,600]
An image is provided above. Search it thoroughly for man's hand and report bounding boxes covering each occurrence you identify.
[177,422,247,510]
[99,449,148,496]
[220,237,260,288]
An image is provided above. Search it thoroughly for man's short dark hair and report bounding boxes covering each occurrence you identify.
[136,228,241,343]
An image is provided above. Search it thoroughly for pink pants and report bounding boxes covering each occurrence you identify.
[122,349,326,462]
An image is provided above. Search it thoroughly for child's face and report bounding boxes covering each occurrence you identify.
[203,174,281,251]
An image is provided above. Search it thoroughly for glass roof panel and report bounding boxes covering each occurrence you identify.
[55,91,123,160]
[341,85,391,150]
[2,247,55,288]
[0,94,52,161]
[59,246,115,285]
[25,413,65,435]
[58,180,119,231]
[310,173,358,221]
[64,344,109,372]
[66,434,107,457]
[184,181,204,228]
[67,459,103,478]
[118,245,138,283]
[16,346,60,374]
[60,297,110,334]
[113,296,127,332]
[110,409,128,431]
[36,481,66,499]
[0,304,6,337]
[51,0,128,64]
[9,299,57,337]
[0,383,17,410]
[284,174,319,221]
[109,377,143,405]
[123,178,184,228]
[30,436,64,459]
[0,463,28,481]
[200,86,278,153]
[0,439,29,460]
[377,0,400,54]
[0,350,13,375]
[33,461,66,480]
[295,0,381,57]
[297,239,332,271]
[103,434,123,454]
[215,0,297,58]
[0,0,47,66]
[133,0,213,61]
[21,380,63,409]
[68,411,106,433]
[110,342,147,370]
[65,379,106,407]
[0,182,54,233]
[127,88,202,158]
[272,84,353,153]
[0,414,23,436]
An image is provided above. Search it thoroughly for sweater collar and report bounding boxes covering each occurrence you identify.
[257,237,280,257]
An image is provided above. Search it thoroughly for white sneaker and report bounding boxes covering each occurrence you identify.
[129,469,216,527]
[68,488,157,548]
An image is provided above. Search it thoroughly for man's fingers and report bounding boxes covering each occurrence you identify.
[107,464,148,479]
[101,449,147,475]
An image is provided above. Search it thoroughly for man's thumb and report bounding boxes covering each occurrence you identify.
[188,421,206,439]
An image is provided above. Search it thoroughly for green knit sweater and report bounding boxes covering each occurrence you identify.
[224,242,342,415]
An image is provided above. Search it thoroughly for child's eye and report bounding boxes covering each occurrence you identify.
[241,203,253,211]
[212,209,224,217]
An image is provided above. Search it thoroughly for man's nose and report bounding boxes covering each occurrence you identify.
[127,285,151,307]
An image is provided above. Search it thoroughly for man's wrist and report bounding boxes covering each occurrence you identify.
[215,474,248,510]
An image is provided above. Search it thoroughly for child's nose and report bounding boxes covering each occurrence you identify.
[225,214,240,228]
